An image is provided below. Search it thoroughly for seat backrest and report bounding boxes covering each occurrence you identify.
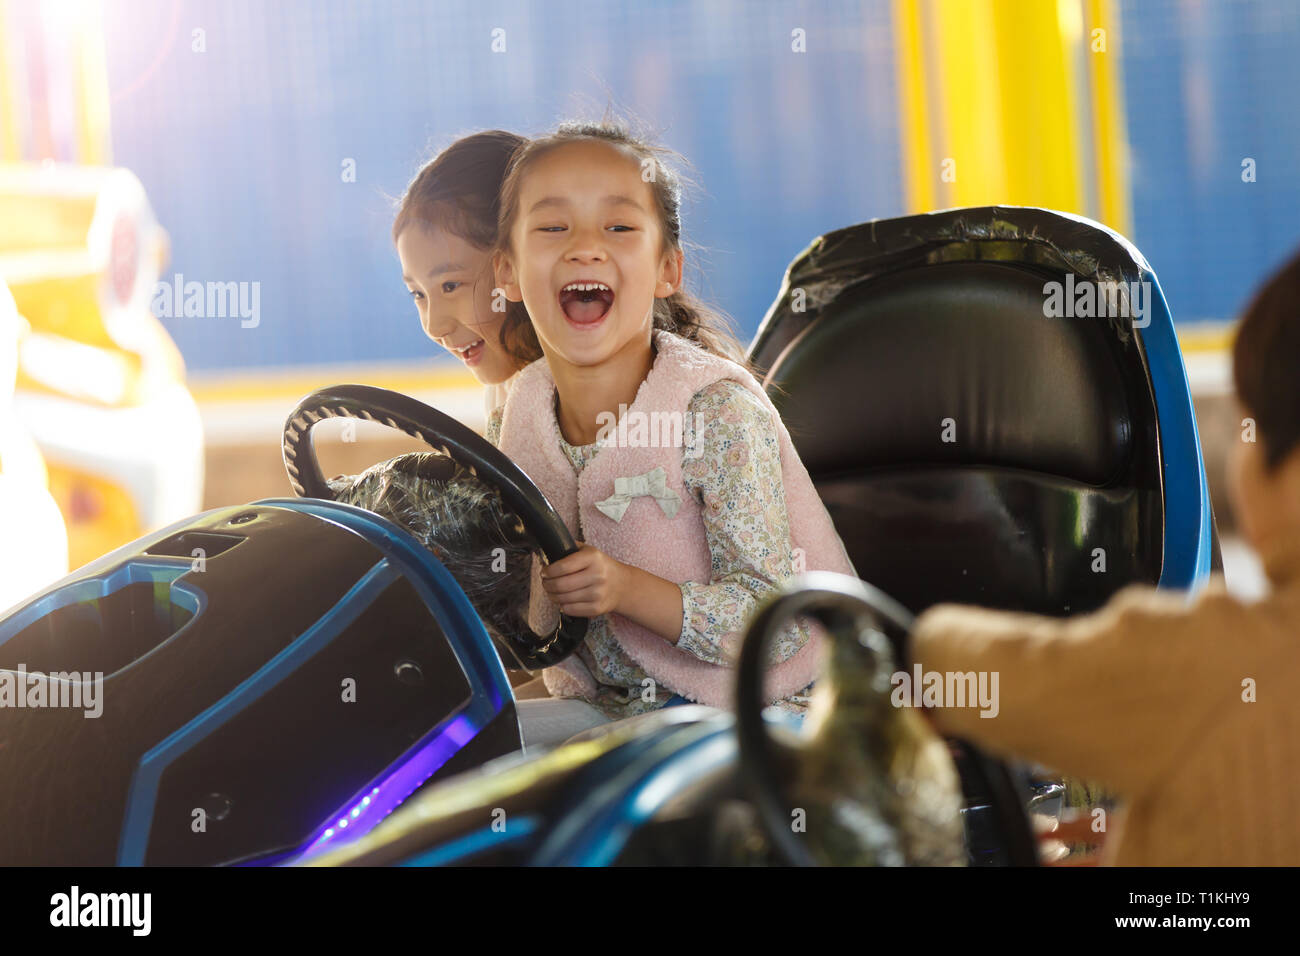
[755,213,1168,616]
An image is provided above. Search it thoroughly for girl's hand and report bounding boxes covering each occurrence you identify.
[541,543,628,618]
[543,543,686,644]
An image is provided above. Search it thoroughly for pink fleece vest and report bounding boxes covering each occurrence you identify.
[497,330,855,709]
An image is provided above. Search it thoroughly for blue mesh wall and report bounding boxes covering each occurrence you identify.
[104,1,1299,374]
[1117,0,1300,323]
[103,0,902,373]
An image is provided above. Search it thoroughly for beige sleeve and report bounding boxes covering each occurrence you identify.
[483,377,512,419]
[909,584,1240,794]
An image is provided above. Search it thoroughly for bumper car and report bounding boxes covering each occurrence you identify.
[0,163,203,571]
[0,207,1217,866]
[0,384,583,866]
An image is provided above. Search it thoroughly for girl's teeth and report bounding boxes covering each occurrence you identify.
[563,282,610,292]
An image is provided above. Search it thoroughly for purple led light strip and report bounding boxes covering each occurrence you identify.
[295,712,479,858]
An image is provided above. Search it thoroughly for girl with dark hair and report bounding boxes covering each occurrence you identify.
[487,120,854,745]
[394,130,541,414]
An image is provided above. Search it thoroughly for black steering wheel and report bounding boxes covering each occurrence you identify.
[736,572,1038,866]
[282,384,587,670]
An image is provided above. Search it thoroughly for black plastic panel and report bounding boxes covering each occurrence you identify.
[817,469,1162,615]
[149,577,472,865]
[0,505,462,865]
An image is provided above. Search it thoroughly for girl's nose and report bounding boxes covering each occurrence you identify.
[565,224,608,263]
[422,309,460,343]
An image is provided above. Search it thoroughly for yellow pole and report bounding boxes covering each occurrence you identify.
[989,0,1084,211]
[1085,0,1133,237]
[931,0,1008,208]
[893,0,937,213]
[893,0,1129,228]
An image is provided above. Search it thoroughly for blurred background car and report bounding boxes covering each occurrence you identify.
[0,277,67,607]
[0,163,203,573]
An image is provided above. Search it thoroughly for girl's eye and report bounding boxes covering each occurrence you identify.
[608,225,634,233]
[537,225,567,233]
[441,281,462,294]
[408,289,425,302]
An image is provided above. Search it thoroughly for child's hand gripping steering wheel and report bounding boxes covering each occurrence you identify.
[282,384,587,670]
[736,572,1038,866]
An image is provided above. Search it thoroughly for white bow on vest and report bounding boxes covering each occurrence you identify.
[594,466,682,522]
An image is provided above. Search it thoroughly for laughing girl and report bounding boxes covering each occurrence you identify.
[487,121,854,742]
[394,130,541,414]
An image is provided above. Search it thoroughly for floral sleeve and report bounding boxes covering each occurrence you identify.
[483,405,504,447]
[677,380,811,667]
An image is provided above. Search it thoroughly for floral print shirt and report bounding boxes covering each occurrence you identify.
[486,379,814,719]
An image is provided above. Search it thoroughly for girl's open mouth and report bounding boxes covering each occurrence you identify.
[559,281,615,327]
[450,338,485,366]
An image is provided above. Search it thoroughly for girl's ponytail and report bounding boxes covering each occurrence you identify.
[654,289,748,367]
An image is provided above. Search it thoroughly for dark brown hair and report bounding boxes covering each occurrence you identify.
[1233,247,1300,471]
[494,119,749,367]
[393,130,542,367]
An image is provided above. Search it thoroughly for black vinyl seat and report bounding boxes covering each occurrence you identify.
[752,210,1169,617]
